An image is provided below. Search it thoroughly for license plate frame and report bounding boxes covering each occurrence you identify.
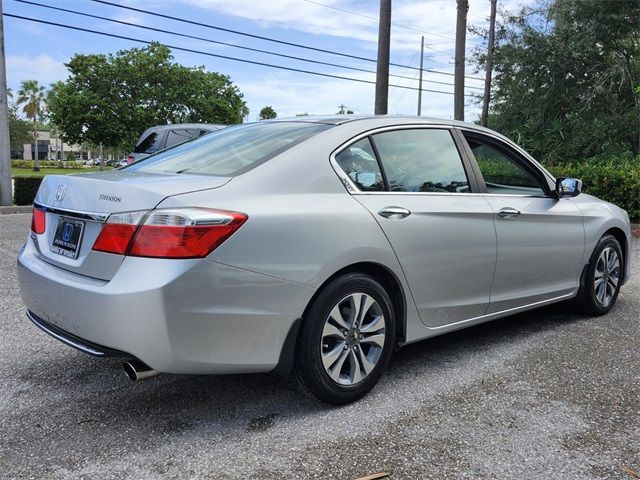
[50,217,86,260]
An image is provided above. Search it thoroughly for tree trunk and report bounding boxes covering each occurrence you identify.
[32,123,39,171]
[481,0,497,127]
[454,0,469,121]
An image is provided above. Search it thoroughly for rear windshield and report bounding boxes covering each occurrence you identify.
[126,122,333,176]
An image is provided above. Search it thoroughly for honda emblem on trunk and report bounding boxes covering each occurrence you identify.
[55,184,67,202]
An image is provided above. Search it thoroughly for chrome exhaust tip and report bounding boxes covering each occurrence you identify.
[122,360,158,381]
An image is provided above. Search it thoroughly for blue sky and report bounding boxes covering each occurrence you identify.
[4,0,532,121]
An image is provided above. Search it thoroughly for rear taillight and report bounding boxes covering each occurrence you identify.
[31,206,46,234]
[92,208,247,258]
[126,155,135,164]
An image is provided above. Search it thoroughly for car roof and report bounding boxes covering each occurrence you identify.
[149,123,226,132]
[264,114,497,135]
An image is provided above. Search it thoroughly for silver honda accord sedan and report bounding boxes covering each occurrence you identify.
[17,116,632,404]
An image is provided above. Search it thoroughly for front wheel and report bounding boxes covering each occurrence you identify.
[574,234,624,316]
[294,273,396,405]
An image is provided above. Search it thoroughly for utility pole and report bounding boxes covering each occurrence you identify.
[481,0,497,127]
[374,0,391,115]
[417,36,424,116]
[0,0,12,206]
[454,0,469,121]
[338,104,346,114]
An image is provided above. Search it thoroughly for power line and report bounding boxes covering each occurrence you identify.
[3,13,476,97]
[14,0,484,91]
[301,0,489,50]
[88,0,485,82]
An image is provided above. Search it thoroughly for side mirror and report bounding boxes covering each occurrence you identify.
[556,177,582,198]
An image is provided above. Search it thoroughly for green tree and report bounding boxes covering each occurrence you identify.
[8,115,31,155]
[258,106,277,120]
[471,0,640,164]
[47,43,247,151]
[16,79,47,171]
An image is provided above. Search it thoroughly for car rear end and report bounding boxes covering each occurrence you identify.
[17,122,332,375]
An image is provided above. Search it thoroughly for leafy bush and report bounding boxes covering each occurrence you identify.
[66,151,76,161]
[548,155,640,220]
[13,176,44,205]
[11,159,84,169]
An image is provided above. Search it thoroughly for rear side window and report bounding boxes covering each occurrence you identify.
[134,131,163,154]
[127,122,333,177]
[165,129,198,148]
[371,129,470,193]
[335,138,384,191]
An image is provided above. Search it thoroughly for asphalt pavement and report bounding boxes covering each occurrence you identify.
[0,212,638,480]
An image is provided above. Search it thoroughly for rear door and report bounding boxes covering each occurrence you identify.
[335,127,497,328]
[459,131,585,313]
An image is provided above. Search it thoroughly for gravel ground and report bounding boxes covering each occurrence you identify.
[0,212,638,480]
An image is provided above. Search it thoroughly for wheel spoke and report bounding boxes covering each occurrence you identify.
[595,281,606,304]
[328,348,349,383]
[322,343,346,371]
[348,350,362,384]
[323,321,346,339]
[361,314,384,334]
[361,333,385,348]
[328,304,350,330]
[355,345,376,375]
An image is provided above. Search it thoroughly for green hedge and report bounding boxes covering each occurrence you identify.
[548,158,640,220]
[11,159,84,169]
[14,176,44,206]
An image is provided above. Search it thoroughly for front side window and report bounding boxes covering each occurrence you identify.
[371,129,470,193]
[127,122,332,177]
[335,137,384,191]
[465,136,546,196]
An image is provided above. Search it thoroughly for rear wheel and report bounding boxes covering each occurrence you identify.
[574,234,623,316]
[294,273,396,405]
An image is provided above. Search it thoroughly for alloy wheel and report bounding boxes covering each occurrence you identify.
[320,293,386,386]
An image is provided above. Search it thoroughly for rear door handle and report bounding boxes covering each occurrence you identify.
[378,206,411,219]
[497,207,521,218]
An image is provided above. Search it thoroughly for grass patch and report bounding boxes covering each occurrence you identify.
[11,167,111,177]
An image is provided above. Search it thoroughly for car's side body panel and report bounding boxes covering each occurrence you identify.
[481,195,585,312]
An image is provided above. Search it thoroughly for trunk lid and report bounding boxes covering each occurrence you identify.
[32,172,231,280]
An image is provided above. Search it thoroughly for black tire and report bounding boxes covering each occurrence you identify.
[294,273,396,405]
[573,234,624,316]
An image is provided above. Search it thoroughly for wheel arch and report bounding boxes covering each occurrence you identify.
[303,262,407,345]
[272,261,407,378]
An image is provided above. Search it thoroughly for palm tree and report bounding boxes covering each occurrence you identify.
[17,80,47,171]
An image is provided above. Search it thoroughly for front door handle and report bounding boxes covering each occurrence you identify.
[378,206,411,219]
[497,207,521,218]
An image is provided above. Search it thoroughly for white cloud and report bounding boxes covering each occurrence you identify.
[6,54,68,89]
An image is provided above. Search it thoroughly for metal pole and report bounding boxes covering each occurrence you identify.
[374,0,391,115]
[417,36,424,116]
[99,142,104,171]
[0,0,12,206]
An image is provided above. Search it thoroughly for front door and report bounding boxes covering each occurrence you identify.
[461,132,585,313]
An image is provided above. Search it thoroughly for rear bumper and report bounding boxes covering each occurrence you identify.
[17,239,315,374]
[28,310,129,357]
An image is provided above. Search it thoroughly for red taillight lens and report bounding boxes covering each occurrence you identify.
[92,208,247,258]
[92,224,138,255]
[31,207,46,234]
[126,155,135,164]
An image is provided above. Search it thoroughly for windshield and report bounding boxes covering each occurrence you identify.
[126,122,333,176]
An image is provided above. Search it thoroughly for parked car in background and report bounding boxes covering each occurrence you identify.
[126,123,226,164]
[18,116,632,405]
